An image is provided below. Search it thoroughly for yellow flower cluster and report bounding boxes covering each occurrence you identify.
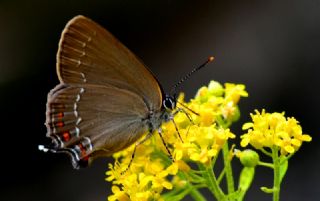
[241,109,312,155]
[106,81,248,201]
[106,142,179,201]
[193,82,248,123]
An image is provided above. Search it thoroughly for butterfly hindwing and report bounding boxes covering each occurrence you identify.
[46,83,150,168]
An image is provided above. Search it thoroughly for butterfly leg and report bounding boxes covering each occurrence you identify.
[169,105,199,143]
[158,127,175,162]
[170,107,199,144]
[174,107,197,125]
[122,132,154,174]
[177,101,199,116]
[169,116,184,143]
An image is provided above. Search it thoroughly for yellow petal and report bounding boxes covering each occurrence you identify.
[240,138,250,147]
[242,122,254,130]
[291,139,301,147]
[208,149,218,157]
[175,150,183,161]
[166,163,179,175]
[301,134,312,142]
[162,181,173,189]
[190,153,200,161]
[177,160,191,172]
[284,145,295,153]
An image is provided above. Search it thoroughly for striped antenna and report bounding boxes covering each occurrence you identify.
[170,56,214,97]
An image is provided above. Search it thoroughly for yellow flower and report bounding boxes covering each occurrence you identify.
[224,83,248,104]
[106,156,173,201]
[241,109,312,155]
[106,80,247,200]
[108,186,129,201]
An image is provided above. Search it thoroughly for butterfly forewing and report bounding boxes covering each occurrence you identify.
[57,15,162,110]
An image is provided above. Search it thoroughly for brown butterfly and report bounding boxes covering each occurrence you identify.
[39,15,213,169]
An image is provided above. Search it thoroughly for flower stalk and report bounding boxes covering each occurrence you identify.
[272,146,280,201]
[198,163,226,200]
[222,142,235,194]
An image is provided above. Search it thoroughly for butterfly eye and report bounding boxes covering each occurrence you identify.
[163,95,176,110]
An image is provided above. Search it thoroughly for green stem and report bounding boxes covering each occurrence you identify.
[258,161,274,169]
[198,164,226,200]
[260,148,272,157]
[222,142,235,193]
[272,146,281,201]
[284,153,294,162]
[180,171,207,201]
[211,151,219,167]
[189,186,207,201]
[217,167,226,185]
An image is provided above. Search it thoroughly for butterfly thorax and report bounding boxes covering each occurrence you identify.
[145,94,175,132]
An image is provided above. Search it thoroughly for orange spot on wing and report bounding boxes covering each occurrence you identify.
[82,155,89,161]
[57,112,64,118]
[79,144,86,157]
[56,122,64,127]
[62,132,70,141]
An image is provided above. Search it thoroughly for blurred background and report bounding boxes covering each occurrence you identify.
[1,0,319,200]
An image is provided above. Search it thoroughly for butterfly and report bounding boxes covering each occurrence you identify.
[39,15,213,169]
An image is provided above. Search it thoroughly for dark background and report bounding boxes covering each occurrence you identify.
[1,0,319,200]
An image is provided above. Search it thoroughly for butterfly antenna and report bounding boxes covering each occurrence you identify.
[170,56,214,97]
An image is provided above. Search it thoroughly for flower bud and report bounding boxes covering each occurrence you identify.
[237,149,260,167]
[208,80,224,96]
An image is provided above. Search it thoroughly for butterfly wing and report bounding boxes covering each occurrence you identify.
[45,83,150,168]
[42,16,164,168]
[56,15,162,110]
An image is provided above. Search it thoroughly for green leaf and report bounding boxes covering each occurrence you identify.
[237,167,255,200]
[162,188,186,201]
[279,159,288,183]
[227,190,241,201]
[260,186,274,193]
[165,191,190,201]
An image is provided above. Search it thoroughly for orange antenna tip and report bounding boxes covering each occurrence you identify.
[208,56,215,62]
